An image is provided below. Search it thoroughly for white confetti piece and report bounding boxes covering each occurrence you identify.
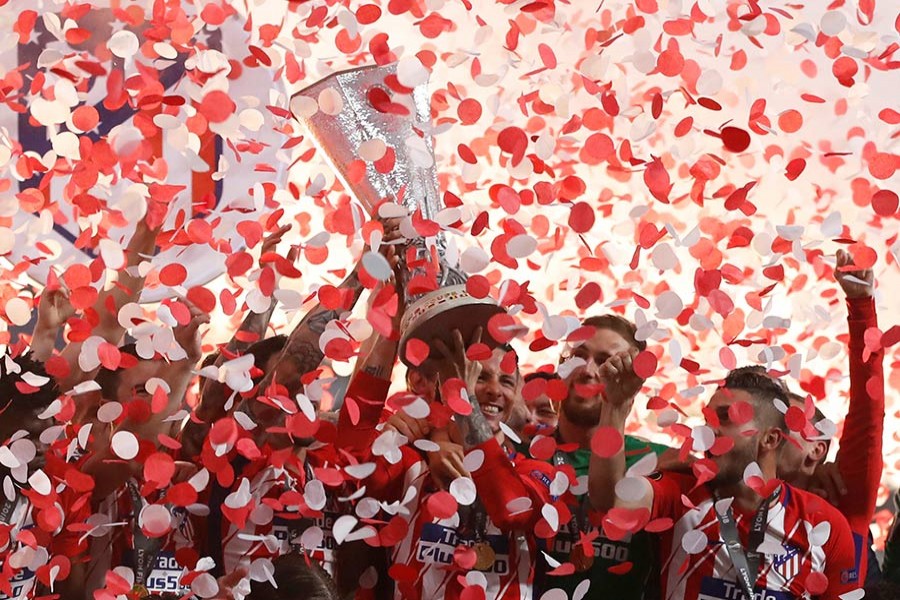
[449,477,477,506]
[111,431,139,460]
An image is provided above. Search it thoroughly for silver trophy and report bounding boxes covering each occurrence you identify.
[291,63,504,365]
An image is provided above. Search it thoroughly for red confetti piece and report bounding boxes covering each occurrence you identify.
[728,401,754,425]
[632,350,658,379]
[356,4,382,24]
[800,93,826,104]
[848,242,877,269]
[159,263,187,286]
[643,158,672,203]
[878,108,900,124]
[591,426,624,458]
[868,152,897,180]
[198,90,236,123]
[805,572,829,595]
[720,127,751,152]
[785,158,806,180]
[674,117,693,137]
[186,286,216,313]
[778,110,803,132]
[568,202,595,233]
[579,133,614,165]
[608,561,633,575]
[575,282,602,310]
[454,545,477,570]
[465,343,492,361]
[601,92,619,116]
[497,126,528,165]
[97,342,121,371]
[405,338,430,366]
[645,518,674,533]
[538,43,557,69]
[457,99,482,125]
[367,86,410,116]
[426,491,458,519]
[697,97,722,111]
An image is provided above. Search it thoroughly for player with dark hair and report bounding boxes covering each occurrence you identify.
[521,371,561,431]
[590,364,860,600]
[247,553,341,600]
[530,314,670,600]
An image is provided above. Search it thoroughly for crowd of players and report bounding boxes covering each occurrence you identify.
[0,217,896,600]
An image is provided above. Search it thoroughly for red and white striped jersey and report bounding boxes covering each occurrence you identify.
[0,488,89,599]
[649,473,859,600]
[102,482,195,596]
[386,440,555,600]
[221,455,350,576]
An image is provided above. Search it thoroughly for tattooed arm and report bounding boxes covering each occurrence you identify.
[239,268,364,444]
[434,328,494,450]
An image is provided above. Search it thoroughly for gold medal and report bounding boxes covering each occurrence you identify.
[473,542,496,571]
[131,584,150,598]
[569,543,595,572]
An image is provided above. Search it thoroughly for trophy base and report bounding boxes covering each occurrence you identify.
[399,285,506,367]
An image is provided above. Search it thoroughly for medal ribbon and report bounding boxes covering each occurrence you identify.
[127,481,166,588]
[711,487,779,600]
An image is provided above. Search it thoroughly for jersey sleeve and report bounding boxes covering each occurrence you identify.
[647,471,693,521]
[835,297,884,576]
[817,502,861,600]
[361,445,424,503]
[469,438,553,532]
[624,435,670,466]
[335,370,391,455]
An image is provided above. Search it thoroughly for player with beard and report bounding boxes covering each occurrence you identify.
[529,315,671,600]
[590,366,860,600]
[361,330,555,600]
[775,250,883,584]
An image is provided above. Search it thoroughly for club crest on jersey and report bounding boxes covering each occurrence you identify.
[770,544,801,581]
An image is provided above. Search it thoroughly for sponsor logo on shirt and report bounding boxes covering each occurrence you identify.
[272,511,339,554]
[146,552,190,595]
[698,576,793,600]
[0,567,35,600]
[530,470,552,489]
[417,523,511,575]
[551,522,631,563]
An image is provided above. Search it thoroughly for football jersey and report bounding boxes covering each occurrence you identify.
[389,439,555,600]
[220,457,348,575]
[0,486,89,599]
[538,435,669,599]
[649,473,859,600]
[102,480,195,597]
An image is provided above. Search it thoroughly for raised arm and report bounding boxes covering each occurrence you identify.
[832,248,884,571]
[57,218,162,391]
[243,219,403,447]
[81,302,208,501]
[256,265,363,398]
[29,283,75,362]
[195,224,292,414]
[335,265,404,454]
[588,349,651,512]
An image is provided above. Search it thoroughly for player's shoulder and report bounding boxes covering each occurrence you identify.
[783,484,852,530]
